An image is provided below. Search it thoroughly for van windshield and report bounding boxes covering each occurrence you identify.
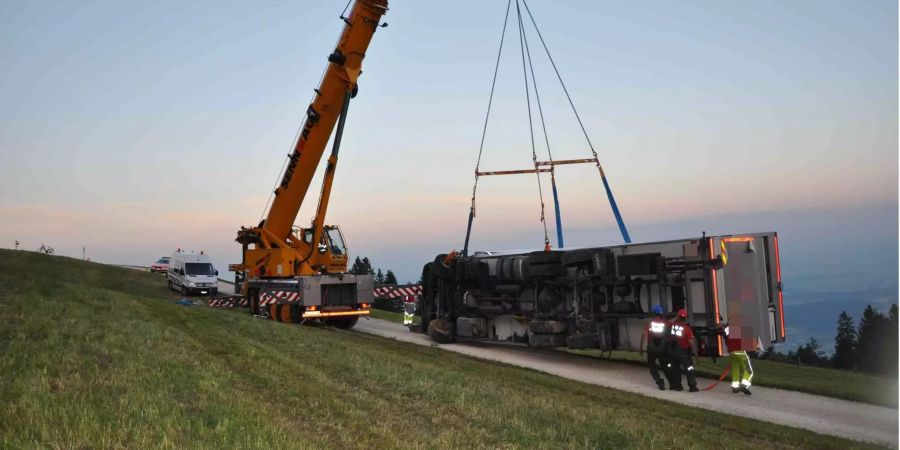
[185,263,215,276]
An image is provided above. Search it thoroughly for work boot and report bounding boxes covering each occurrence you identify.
[731,387,740,394]
[741,386,752,396]
[689,386,699,393]
[657,381,666,391]
[672,386,683,392]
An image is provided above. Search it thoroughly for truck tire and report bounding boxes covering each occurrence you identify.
[431,255,452,280]
[527,251,565,278]
[427,318,456,344]
[325,316,359,329]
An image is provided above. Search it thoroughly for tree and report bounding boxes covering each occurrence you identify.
[362,257,375,276]
[885,304,898,376]
[796,337,829,367]
[857,305,886,373]
[375,268,385,285]
[384,270,398,285]
[833,311,857,370]
[349,257,364,275]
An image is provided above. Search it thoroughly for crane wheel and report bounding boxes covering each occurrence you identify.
[248,289,260,315]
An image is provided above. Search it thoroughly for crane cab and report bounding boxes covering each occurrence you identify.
[297,225,350,274]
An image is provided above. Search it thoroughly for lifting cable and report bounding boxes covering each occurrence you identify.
[463,0,513,256]
[518,0,561,249]
[520,0,631,243]
[463,0,632,256]
[514,0,551,251]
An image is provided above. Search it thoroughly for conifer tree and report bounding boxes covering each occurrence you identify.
[833,311,857,370]
[384,270,398,284]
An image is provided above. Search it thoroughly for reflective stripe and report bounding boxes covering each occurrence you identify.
[650,321,666,334]
[670,325,684,337]
[687,366,694,371]
[731,382,740,388]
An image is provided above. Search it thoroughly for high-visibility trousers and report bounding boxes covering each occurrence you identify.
[730,350,753,388]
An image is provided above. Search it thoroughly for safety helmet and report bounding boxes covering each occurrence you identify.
[677,308,688,319]
[651,304,663,315]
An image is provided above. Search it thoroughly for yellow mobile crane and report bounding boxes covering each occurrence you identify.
[231,0,388,328]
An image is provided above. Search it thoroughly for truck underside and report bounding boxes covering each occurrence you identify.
[420,233,785,357]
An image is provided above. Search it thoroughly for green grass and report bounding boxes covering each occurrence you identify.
[368,308,420,325]
[0,249,887,449]
[566,347,898,408]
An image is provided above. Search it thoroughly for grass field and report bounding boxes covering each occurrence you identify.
[0,250,887,449]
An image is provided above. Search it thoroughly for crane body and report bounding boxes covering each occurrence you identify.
[231,0,388,327]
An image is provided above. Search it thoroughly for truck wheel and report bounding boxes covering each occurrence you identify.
[427,318,456,344]
[325,316,359,329]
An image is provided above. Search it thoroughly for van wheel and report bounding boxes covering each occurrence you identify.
[167,280,172,291]
[181,284,187,296]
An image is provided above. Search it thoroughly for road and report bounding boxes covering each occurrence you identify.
[354,316,898,447]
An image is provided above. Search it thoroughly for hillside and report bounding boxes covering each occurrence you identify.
[0,250,886,449]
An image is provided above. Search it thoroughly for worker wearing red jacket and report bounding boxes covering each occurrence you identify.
[667,308,699,392]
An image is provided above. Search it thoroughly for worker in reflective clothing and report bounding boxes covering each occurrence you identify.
[402,295,416,326]
[667,308,699,392]
[639,304,671,390]
[720,316,753,395]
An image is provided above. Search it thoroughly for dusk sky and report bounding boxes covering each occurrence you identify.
[1,0,897,285]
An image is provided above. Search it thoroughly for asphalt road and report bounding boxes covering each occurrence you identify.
[354,317,898,447]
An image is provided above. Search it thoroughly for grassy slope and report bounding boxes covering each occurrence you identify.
[0,250,886,449]
[567,349,898,408]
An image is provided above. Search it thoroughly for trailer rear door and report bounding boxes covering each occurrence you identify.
[715,233,785,352]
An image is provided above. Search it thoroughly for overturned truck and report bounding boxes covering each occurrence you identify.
[420,233,786,356]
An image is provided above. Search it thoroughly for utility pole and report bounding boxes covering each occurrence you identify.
[14,240,19,250]
[82,246,86,261]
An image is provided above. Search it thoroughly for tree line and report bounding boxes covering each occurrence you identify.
[768,304,898,376]
[349,256,399,285]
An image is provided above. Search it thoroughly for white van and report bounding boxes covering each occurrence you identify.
[167,252,219,296]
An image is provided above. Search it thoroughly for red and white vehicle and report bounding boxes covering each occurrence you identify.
[150,256,170,273]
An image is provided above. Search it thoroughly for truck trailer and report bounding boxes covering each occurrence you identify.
[419,233,785,356]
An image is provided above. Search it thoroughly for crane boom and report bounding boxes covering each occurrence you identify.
[265,0,388,239]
